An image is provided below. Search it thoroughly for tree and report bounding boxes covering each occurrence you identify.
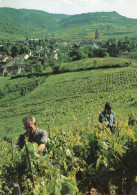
[19,45,29,55]
[29,66,36,74]
[11,45,20,57]
[121,44,131,52]
[107,43,119,57]
[52,64,60,74]
[35,62,43,74]
[70,49,87,61]
[93,48,108,58]
[1,45,10,55]
[85,46,94,58]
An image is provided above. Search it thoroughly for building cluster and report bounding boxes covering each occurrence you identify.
[0,30,101,76]
[0,39,59,76]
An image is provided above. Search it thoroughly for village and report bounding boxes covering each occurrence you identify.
[0,38,60,76]
[0,30,136,76]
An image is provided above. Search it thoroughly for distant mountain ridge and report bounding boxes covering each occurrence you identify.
[60,11,137,26]
[0,7,137,40]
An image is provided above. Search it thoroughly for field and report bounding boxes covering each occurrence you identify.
[1,57,137,194]
[0,57,137,137]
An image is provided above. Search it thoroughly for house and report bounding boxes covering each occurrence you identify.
[29,51,32,57]
[0,53,9,62]
[50,50,58,60]
[14,41,26,45]
[19,54,30,60]
[3,56,9,62]
[56,41,68,47]
[6,60,14,66]
[33,52,41,58]
[4,65,22,75]
[30,39,39,41]
[15,63,26,68]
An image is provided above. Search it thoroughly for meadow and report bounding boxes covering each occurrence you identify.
[1,56,137,194]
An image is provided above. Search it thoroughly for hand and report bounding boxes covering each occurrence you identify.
[113,120,117,124]
[36,143,46,154]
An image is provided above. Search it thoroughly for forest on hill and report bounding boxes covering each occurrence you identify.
[0,8,137,40]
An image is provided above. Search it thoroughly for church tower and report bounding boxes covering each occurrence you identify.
[95,29,99,39]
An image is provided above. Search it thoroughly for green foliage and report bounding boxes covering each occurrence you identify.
[107,43,119,57]
[19,44,30,55]
[0,76,45,100]
[70,49,88,61]
[11,45,20,57]
[52,64,60,74]
[20,87,28,96]
[29,66,36,74]
[0,83,13,98]
[60,57,135,72]
[93,60,98,68]
[0,140,78,194]
[0,88,6,98]
[35,63,43,74]
[1,117,137,194]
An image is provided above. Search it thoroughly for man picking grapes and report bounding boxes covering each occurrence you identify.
[99,102,117,131]
[17,116,48,154]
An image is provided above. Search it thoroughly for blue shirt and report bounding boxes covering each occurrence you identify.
[99,110,116,128]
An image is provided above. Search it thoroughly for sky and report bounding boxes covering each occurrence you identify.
[0,0,137,19]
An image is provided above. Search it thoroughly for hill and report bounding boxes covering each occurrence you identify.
[60,11,137,27]
[0,57,137,138]
[0,7,69,40]
[56,11,137,40]
[0,8,137,40]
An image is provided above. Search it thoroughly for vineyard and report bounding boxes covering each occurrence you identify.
[1,57,137,194]
[0,65,137,134]
[1,118,137,194]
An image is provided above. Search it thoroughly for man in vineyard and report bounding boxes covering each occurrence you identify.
[17,116,48,154]
[99,102,117,131]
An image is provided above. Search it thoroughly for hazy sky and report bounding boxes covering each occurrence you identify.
[0,0,137,19]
